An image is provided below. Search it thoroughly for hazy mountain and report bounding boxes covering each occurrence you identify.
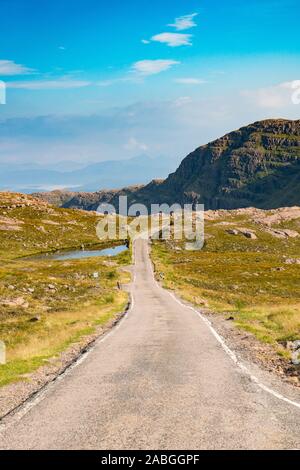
[0,154,176,193]
[34,119,300,211]
[156,118,300,210]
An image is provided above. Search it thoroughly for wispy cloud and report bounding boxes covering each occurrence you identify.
[0,60,34,76]
[97,79,117,87]
[124,137,148,152]
[1,79,299,165]
[142,12,198,48]
[96,77,132,87]
[7,78,91,90]
[132,59,180,76]
[173,96,193,107]
[150,32,192,47]
[168,13,198,31]
[241,80,300,108]
[174,78,206,85]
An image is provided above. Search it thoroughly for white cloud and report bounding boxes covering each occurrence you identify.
[173,96,193,107]
[97,79,116,87]
[141,39,150,44]
[124,137,148,152]
[168,13,198,31]
[0,60,34,76]
[174,78,206,85]
[290,80,300,105]
[96,76,133,87]
[132,59,180,76]
[241,81,300,108]
[1,80,300,166]
[151,32,192,47]
[7,78,91,90]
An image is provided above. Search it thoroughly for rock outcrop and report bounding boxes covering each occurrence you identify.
[34,119,300,211]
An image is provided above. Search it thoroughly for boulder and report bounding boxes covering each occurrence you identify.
[29,316,41,322]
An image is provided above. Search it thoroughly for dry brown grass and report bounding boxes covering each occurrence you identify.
[151,210,300,355]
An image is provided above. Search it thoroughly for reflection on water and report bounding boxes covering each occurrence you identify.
[28,244,128,261]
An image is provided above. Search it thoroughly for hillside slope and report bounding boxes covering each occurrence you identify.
[35,119,300,211]
[0,192,130,395]
[161,119,300,209]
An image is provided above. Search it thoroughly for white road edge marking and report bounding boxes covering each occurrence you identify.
[2,240,300,433]
[0,246,137,431]
[0,295,135,431]
[148,243,300,411]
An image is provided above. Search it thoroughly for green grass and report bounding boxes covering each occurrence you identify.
[0,192,131,386]
[151,210,300,356]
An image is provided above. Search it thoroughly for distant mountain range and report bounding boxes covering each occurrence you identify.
[0,155,177,193]
[34,119,300,211]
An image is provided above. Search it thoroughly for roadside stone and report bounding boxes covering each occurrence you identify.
[41,219,60,226]
[226,228,257,239]
[240,229,257,239]
[283,229,299,238]
[291,354,300,366]
[193,297,208,307]
[267,228,299,239]
[226,229,239,236]
[29,316,41,322]
[287,340,300,351]
[285,258,300,265]
[1,297,28,308]
[285,341,300,365]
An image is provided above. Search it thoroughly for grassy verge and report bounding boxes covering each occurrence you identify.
[151,210,300,358]
[0,193,131,386]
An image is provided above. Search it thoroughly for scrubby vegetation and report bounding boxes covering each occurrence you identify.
[151,207,300,358]
[36,119,300,212]
[0,193,130,386]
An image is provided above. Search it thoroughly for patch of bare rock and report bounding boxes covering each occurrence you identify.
[284,258,300,265]
[265,228,299,239]
[207,312,300,388]
[252,206,300,226]
[226,228,258,239]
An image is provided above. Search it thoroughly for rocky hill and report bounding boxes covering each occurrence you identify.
[35,119,300,211]
[0,191,130,412]
[0,191,103,258]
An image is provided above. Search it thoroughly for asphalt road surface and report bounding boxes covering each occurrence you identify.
[0,239,300,450]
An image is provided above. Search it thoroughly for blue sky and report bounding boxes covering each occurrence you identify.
[0,0,299,165]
